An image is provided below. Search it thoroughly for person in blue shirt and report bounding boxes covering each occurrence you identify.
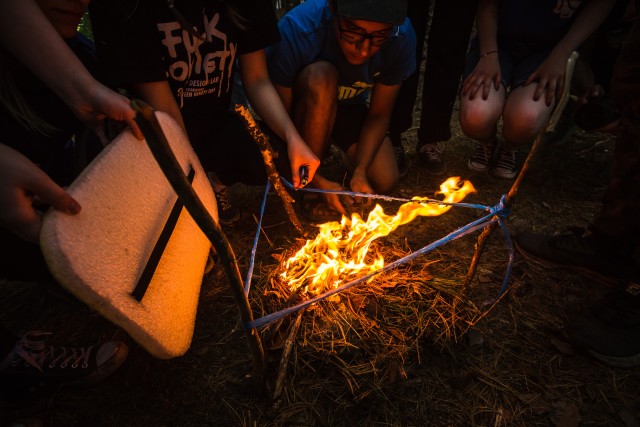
[267,0,416,222]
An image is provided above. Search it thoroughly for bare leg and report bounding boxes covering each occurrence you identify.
[459,83,506,142]
[292,61,338,158]
[345,136,399,194]
[502,84,555,147]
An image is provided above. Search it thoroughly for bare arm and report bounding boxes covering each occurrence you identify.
[239,50,319,188]
[462,0,500,100]
[527,0,616,105]
[349,82,400,195]
[0,0,142,139]
[132,81,187,132]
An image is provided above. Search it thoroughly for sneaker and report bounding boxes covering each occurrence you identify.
[467,142,495,172]
[515,228,632,286]
[418,142,446,176]
[214,186,241,227]
[0,332,128,400]
[567,284,640,367]
[491,146,517,179]
[391,141,409,178]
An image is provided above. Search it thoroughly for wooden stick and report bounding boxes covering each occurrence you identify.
[272,308,304,403]
[131,100,266,380]
[464,52,579,288]
[234,105,307,237]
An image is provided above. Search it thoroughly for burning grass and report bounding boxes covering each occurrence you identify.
[249,193,505,404]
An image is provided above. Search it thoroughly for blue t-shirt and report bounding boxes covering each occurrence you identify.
[267,0,416,103]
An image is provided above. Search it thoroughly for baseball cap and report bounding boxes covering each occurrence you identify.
[335,0,407,25]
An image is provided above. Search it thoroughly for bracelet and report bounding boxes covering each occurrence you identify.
[481,50,498,57]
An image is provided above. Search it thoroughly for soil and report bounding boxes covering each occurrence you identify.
[2,99,639,426]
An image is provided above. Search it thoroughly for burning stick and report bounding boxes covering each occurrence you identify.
[234,104,306,237]
[132,100,266,381]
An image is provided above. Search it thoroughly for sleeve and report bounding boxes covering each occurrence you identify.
[89,0,167,87]
[235,0,280,54]
[266,16,320,88]
[377,20,417,86]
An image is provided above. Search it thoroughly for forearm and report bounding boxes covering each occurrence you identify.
[245,77,303,148]
[353,114,389,176]
[0,0,97,107]
[552,0,616,57]
[132,82,186,132]
[476,0,499,54]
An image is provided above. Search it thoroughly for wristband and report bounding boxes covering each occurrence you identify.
[481,50,498,57]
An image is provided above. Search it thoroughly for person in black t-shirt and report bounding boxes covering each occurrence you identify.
[89,0,320,226]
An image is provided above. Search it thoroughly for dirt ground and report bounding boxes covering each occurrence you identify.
[2,97,639,426]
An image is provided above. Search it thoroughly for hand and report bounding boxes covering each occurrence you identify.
[312,176,351,217]
[525,50,568,106]
[72,80,143,142]
[462,55,501,101]
[0,144,81,244]
[286,135,320,189]
[348,170,374,207]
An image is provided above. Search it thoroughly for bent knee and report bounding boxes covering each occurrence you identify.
[295,61,339,94]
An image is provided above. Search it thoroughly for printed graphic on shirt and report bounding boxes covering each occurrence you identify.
[157,12,236,107]
[553,0,583,19]
[338,81,371,101]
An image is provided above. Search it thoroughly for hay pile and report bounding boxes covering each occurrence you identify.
[248,210,507,402]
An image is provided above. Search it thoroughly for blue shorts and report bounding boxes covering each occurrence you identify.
[463,37,553,90]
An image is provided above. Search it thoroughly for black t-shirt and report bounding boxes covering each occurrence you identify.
[89,0,280,149]
[0,35,96,186]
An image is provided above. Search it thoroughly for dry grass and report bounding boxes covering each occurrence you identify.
[2,112,640,426]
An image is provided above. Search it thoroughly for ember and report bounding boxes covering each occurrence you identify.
[280,177,475,295]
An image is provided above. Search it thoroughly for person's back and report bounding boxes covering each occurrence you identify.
[89,0,320,226]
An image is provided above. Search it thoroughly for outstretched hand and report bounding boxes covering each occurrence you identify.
[0,145,81,244]
[72,80,144,143]
[287,135,320,189]
[349,170,374,207]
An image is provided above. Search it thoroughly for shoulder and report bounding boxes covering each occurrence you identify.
[381,17,416,61]
[279,0,332,37]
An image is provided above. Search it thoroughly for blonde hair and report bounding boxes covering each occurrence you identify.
[0,49,58,135]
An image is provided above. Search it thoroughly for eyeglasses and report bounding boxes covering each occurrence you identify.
[337,24,399,47]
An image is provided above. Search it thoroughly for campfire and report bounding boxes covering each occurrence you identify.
[279,177,476,297]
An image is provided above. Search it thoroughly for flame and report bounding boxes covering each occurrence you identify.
[280,177,476,295]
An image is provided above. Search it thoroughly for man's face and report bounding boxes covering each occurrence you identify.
[36,0,89,39]
[334,17,395,65]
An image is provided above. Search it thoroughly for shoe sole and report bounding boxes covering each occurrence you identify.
[467,160,489,172]
[422,163,447,176]
[514,241,618,287]
[490,169,517,179]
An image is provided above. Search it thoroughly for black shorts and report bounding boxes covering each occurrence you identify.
[331,102,368,152]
